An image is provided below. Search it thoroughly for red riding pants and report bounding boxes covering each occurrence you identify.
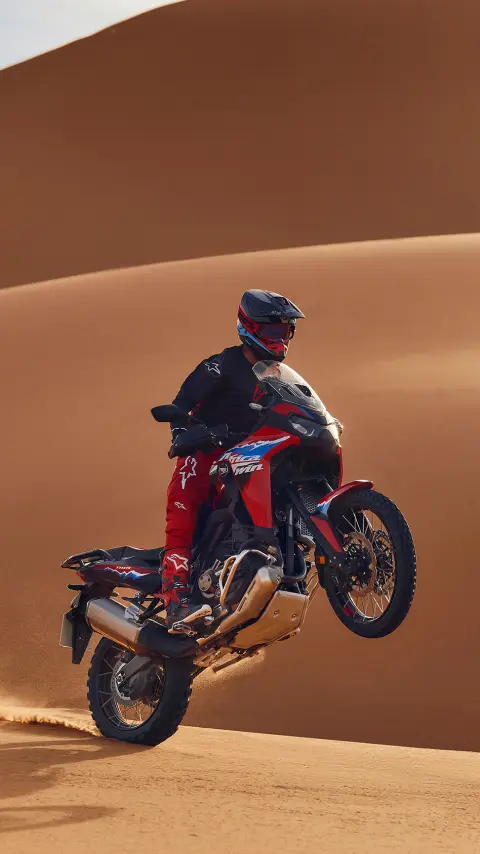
[163,449,221,588]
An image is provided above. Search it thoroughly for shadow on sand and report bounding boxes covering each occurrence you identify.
[0,804,115,835]
[0,723,146,834]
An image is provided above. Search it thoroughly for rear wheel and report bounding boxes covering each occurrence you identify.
[324,489,416,638]
[87,638,193,745]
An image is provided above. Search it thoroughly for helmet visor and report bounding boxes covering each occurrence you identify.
[258,322,295,342]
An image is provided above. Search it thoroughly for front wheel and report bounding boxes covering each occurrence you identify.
[324,489,416,638]
[87,638,193,745]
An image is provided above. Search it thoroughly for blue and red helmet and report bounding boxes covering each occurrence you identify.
[237,290,305,361]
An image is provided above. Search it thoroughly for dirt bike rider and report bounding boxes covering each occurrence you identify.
[161,289,305,631]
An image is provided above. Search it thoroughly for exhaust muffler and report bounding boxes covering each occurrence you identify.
[85,597,198,659]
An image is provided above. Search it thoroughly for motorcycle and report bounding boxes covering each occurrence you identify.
[60,360,416,745]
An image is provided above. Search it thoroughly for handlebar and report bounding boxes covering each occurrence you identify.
[168,422,231,459]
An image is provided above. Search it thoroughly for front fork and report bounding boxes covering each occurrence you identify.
[284,487,348,589]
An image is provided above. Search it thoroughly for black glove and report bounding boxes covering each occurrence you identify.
[171,426,187,443]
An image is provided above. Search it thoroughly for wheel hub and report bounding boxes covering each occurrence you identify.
[111,662,136,707]
[111,660,160,706]
[344,532,378,594]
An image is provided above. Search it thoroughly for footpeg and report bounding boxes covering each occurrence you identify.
[168,604,213,636]
[170,621,198,637]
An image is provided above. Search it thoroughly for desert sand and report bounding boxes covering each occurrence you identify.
[2,3,480,850]
[1,719,479,853]
[2,0,480,288]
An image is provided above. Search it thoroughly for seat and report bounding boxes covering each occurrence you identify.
[62,543,165,593]
[62,545,163,571]
[108,546,164,567]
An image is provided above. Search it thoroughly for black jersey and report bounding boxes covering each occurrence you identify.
[171,346,260,439]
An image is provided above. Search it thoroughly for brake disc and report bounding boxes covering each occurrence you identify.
[371,530,395,594]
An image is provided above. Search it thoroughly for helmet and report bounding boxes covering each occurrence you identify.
[237,290,305,361]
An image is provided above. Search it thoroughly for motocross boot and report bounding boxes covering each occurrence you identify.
[161,550,212,634]
[161,579,212,635]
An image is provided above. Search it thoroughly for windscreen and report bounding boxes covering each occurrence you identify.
[253,360,328,416]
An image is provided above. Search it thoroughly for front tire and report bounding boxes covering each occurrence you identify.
[324,489,416,638]
[87,638,193,745]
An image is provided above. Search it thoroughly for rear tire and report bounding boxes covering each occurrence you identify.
[87,638,193,745]
[324,489,416,638]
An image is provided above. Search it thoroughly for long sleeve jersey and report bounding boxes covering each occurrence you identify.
[171,345,260,439]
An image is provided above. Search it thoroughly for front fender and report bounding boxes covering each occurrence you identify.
[309,481,374,556]
[316,480,373,515]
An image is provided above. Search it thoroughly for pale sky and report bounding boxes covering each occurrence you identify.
[0,1,186,70]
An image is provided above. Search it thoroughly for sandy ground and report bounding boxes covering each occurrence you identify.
[1,719,479,854]
[2,0,480,287]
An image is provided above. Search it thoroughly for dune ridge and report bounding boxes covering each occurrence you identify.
[2,0,480,288]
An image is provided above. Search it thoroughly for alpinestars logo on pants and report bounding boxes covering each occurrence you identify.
[179,455,197,489]
[165,553,189,573]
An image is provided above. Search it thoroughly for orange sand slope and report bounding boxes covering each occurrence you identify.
[2,0,480,288]
[1,234,480,752]
[1,722,479,854]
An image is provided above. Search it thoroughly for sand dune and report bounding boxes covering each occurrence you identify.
[2,0,480,288]
[1,234,480,752]
[1,722,479,853]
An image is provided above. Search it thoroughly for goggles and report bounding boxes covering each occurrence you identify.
[257,322,295,341]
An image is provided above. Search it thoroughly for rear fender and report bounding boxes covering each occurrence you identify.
[59,590,93,665]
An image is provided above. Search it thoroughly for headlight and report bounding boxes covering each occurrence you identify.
[292,420,316,437]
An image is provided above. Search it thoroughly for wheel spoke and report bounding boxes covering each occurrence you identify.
[339,502,399,622]
[97,650,163,729]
